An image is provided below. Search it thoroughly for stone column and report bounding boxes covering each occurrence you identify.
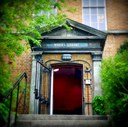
[92,52,102,97]
[29,52,42,114]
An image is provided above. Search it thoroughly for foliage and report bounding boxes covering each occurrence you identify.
[0,0,66,61]
[92,96,105,115]
[100,42,128,126]
[0,102,9,124]
[0,0,67,124]
[117,40,128,54]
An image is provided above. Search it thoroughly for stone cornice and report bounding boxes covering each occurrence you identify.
[107,30,128,35]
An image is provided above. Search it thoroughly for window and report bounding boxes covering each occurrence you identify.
[52,0,57,15]
[82,0,106,31]
[38,0,57,16]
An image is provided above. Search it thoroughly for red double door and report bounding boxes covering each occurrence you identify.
[52,64,83,115]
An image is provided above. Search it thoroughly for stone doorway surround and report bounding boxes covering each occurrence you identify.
[29,19,107,114]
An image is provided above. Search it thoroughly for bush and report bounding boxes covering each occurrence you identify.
[92,96,105,115]
[100,46,128,126]
[117,40,128,54]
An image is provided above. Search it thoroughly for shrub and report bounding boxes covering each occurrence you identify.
[92,96,105,115]
[101,47,128,126]
[117,40,128,54]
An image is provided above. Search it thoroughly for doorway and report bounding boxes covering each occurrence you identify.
[50,64,83,115]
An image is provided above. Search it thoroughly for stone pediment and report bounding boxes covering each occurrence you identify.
[31,19,107,53]
[41,19,106,39]
[42,26,95,37]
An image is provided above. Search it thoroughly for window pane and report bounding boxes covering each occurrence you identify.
[52,8,57,15]
[98,0,105,6]
[91,8,97,14]
[98,15,105,23]
[84,15,90,22]
[52,0,56,2]
[82,0,106,30]
[91,22,98,29]
[85,22,90,26]
[99,23,105,30]
[83,0,89,7]
[90,0,97,6]
[91,15,97,22]
[98,8,104,15]
[83,8,89,15]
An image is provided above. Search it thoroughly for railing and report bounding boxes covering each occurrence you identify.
[2,72,27,127]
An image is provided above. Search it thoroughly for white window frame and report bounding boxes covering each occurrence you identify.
[82,0,107,31]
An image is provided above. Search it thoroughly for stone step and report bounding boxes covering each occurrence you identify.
[15,115,111,127]
[16,120,109,127]
[17,114,109,120]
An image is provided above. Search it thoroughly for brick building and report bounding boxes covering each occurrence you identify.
[14,0,128,115]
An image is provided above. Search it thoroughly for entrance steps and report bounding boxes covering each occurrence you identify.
[15,114,111,127]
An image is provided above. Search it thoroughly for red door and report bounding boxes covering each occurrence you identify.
[52,64,83,114]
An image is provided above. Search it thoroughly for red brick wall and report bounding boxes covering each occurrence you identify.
[103,35,128,58]
[12,49,32,113]
[12,49,32,84]
[60,0,82,23]
[103,0,128,58]
[106,0,128,30]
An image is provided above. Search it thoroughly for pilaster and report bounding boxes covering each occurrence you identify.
[29,53,42,114]
[92,52,102,97]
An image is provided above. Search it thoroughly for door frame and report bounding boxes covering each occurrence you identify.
[50,69,54,115]
[50,63,84,115]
